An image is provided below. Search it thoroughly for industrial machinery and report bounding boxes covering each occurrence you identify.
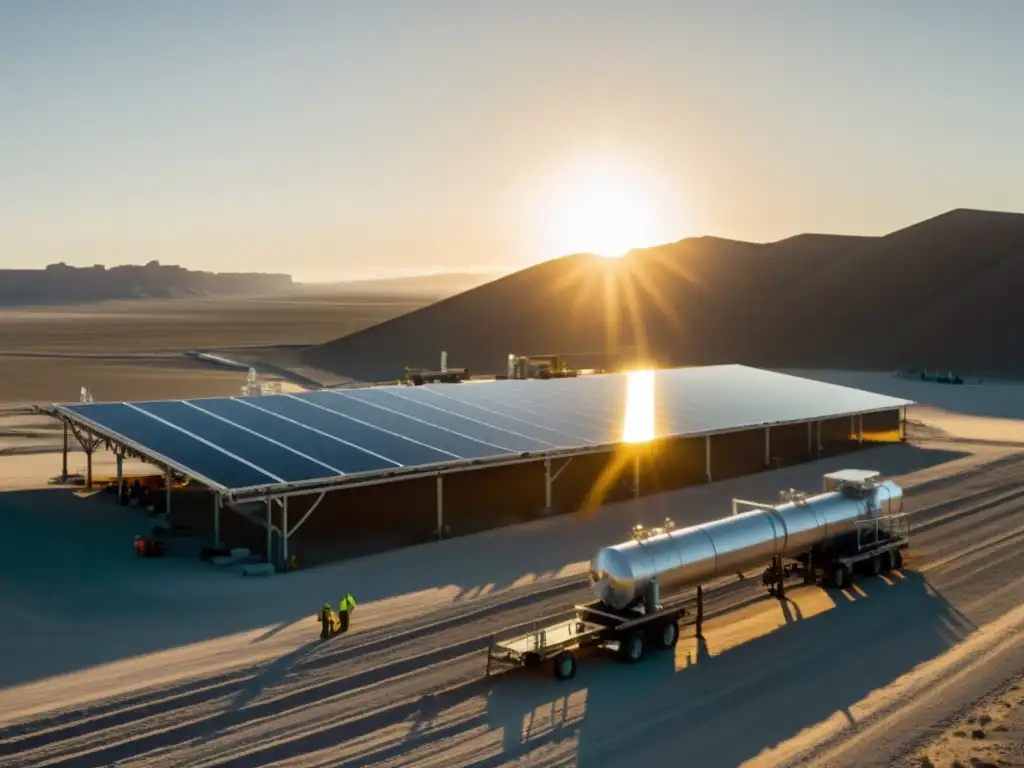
[402,367,469,385]
[402,350,470,385]
[487,470,910,681]
[505,354,579,380]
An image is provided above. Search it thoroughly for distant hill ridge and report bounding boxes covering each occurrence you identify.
[0,261,294,305]
[302,271,505,297]
[302,208,1024,381]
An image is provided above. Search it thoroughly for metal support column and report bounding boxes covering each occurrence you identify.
[857,414,863,444]
[211,495,222,548]
[85,450,93,490]
[804,549,816,585]
[900,406,907,440]
[815,421,822,457]
[543,457,572,513]
[214,494,221,549]
[436,475,444,540]
[282,497,289,568]
[544,458,552,510]
[705,436,712,482]
[116,452,124,497]
[165,465,172,519]
[265,498,273,564]
[807,421,813,457]
[633,453,641,498]
[773,555,785,601]
[765,427,771,467]
[695,584,704,637]
[61,420,69,479]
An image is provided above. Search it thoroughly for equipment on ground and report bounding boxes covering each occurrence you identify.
[402,367,469,385]
[240,368,285,396]
[504,354,580,380]
[486,469,911,681]
[133,535,166,558]
[895,367,964,385]
[400,350,470,385]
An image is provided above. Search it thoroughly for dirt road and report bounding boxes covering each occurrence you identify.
[3,442,1024,767]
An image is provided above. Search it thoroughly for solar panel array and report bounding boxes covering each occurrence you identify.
[60,364,912,492]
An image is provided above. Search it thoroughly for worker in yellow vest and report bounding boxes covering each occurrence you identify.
[319,602,334,640]
[337,593,356,634]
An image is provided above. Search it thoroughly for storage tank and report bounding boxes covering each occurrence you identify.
[589,476,903,610]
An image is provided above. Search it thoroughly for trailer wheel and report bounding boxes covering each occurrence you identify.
[618,630,647,664]
[831,563,850,589]
[868,555,882,577]
[553,651,577,681]
[652,620,679,650]
[880,549,897,574]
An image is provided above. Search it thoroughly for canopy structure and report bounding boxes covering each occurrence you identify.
[50,364,913,503]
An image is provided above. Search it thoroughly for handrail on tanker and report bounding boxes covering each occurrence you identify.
[854,509,913,552]
[731,498,777,516]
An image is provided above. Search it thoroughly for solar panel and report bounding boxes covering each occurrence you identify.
[59,365,913,493]
[190,397,400,475]
[456,378,623,442]
[302,390,506,459]
[379,386,580,448]
[418,383,607,445]
[239,393,460,466]
[132,400,334,483]
[655,367,909,434]
[338,388,551,453]
[63,401,279,489]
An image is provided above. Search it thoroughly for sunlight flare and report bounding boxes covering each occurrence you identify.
[538,155,679,260]
[561,181,657,258]
[622,369,656,443]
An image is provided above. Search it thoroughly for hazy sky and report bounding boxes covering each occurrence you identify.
[3,1,1023,282]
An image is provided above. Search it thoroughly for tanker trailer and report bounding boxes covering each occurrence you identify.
[590,469,905,611]
[486,469,910,682]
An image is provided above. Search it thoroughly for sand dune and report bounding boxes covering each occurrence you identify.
[302,208,1024,383]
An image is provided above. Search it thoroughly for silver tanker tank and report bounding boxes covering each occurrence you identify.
[589,473,904,610]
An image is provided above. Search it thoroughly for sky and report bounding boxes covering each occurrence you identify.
[2,1,1024,282]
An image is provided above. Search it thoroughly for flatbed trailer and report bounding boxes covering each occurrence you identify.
[487,509,912,682]
[486,594,694,681]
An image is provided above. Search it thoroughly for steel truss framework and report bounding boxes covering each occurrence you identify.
[27,366,913,567]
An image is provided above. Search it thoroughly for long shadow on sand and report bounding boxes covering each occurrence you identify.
[109,570,972,768]
[0,442,977,697]
[477,570,974,768]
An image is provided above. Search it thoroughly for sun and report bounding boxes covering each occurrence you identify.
[540,157,674,260]
[562,182,658,258]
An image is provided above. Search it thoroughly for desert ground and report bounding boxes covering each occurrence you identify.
[1,373,1024,766]
[0,293,427,405]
